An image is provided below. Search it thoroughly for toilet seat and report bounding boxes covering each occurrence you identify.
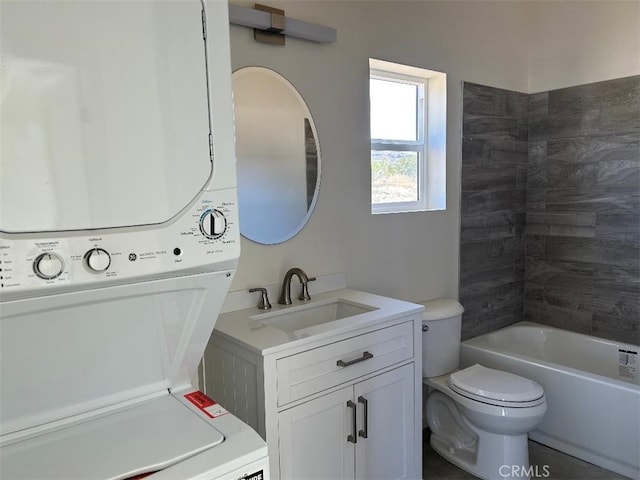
[449,364,545,408]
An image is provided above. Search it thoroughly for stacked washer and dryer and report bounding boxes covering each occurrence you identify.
[0,1,268,479]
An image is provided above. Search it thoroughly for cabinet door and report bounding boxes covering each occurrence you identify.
[278,387,355,480]
[354,364,415,480]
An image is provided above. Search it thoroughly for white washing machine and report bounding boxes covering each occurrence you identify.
[0,1,268,479]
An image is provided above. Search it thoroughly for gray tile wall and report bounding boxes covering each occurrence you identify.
[460,83,529,340]
[525,76,640,345]
[460,77,640,345]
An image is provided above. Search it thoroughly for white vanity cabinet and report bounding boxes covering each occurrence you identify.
[202,289,423,480]
[278,364,414,480]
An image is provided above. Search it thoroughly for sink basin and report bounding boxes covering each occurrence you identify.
[253,299,378,333]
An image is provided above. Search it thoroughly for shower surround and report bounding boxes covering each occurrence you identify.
[460,76,640,345]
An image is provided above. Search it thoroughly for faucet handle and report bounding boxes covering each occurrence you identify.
[249,287,272,310]
[298,276,316,302]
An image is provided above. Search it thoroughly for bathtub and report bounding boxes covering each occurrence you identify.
[460,322,640,480]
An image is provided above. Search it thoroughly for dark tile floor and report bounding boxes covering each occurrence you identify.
[422,430,630,480]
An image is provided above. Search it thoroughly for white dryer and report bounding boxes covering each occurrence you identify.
[0,1,268,479]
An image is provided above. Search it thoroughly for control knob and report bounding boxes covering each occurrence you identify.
[199,209,227,239]
[33,252,64,280]
[85,248,111,272]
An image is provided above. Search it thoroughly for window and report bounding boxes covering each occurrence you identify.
[369,59,447,214]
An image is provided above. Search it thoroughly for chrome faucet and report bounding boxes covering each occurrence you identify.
[278,267,316,305]
[248,287,272,310]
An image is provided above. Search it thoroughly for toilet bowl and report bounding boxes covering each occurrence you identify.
[426,365,546,480]
[421,300,547,480]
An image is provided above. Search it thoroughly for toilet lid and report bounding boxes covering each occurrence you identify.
[449,364,544,403]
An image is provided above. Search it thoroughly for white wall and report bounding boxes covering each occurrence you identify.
[227,0,640,304]
[527,0,640,93]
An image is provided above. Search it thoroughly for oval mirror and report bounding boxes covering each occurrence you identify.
[232,67,321,244]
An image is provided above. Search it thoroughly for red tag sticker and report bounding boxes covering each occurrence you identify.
[184,391,228,419]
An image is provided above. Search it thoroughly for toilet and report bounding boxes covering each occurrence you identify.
[422,299,547,480]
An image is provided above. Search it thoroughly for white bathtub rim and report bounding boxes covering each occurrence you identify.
[462,322,640,391]
[471,321,640,355]
[498,321,639,352]
[461,344,639,393]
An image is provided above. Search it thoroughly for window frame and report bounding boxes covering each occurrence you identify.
[367,58,447,214]
[370,69,429,214]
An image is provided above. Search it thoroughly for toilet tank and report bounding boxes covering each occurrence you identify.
[421,298,465,377]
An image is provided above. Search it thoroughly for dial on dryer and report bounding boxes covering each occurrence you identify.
[33,253,65,280]
[85,248,111,272]
[199,209,227,239]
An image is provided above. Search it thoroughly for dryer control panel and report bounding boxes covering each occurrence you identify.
[0,189,239,300]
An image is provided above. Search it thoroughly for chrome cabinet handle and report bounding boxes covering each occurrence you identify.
[347,400,357,443]
[358,396,368,439]
[336,351,374,368]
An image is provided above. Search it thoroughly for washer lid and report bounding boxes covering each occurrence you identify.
[449,364,544,403]
[0,394,224,480]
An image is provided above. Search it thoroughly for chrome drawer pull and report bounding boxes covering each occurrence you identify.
[347,400,357,443]
[336,351,374,368]
[358,396,368,439]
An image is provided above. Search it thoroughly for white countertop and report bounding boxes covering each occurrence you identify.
[213,289,424,356]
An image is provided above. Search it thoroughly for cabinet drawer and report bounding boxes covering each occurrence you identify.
[276,321,414,406]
